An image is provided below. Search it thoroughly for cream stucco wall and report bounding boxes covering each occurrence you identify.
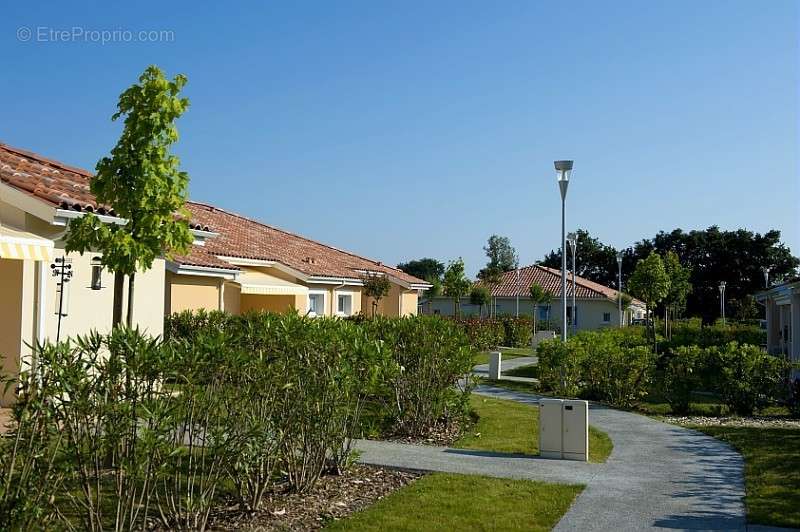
[360,283,418,317]
[223,281,240,314]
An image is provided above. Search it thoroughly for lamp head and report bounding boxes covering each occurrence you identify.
[616,251,623,264]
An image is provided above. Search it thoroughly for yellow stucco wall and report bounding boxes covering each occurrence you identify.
[223,281,240,314]
[165,272,220,314]
[240,293,302,313]
[0,259,24,406]
[360,283,418,317]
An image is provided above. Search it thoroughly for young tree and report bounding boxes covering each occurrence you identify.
[628,252,670,351]
[362,272,392,317]
[662,250,692,338]
[65,65,193,326]
[469,285,491,318]
[397,258,445,283]
[443,258,471,317]
[529,283,553,337]
[476,265,503,317]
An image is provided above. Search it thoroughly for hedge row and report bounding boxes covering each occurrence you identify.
[1,312,473,530]
[537,327,791,415]
[450,316,559,351]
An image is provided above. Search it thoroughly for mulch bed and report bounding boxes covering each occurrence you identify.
[383,418,466,447]
[206,465,421,531]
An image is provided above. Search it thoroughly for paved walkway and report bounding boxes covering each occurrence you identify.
[356,384,749,531]
[472,355,539,385]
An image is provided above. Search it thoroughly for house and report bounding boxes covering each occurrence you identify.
[422,264,646,330]
[164,202,431,318]
[0,141,429,405]
[756,279,799,374]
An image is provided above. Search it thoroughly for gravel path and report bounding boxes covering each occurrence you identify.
[356,384,748,531]
[472,355,537,379]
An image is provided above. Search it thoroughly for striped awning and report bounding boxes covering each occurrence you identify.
[0,225,54,261]
[237,269,308,296]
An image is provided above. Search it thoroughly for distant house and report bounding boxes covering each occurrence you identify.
[422,264,645,330]
[756,280,799,373]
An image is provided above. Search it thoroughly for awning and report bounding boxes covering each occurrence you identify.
[237,269,309,296]
[0,225,54,262]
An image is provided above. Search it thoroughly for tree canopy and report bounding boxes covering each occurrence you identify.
[541,226,798,321]
[397,258,445,283]
[443,258,471,316]
[479,235,518,278]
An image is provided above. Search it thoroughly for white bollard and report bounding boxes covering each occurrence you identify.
[488,351,502,381]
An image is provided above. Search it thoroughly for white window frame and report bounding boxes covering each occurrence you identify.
[307,290,327,317]
[335,291,354,317]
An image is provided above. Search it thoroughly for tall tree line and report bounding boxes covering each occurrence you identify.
[541,226,799,322]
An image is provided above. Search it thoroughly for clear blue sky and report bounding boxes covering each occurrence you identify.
[3,1,797,276]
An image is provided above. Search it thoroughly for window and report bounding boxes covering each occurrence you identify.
[308,292,325,317]
[337,293,353,316]
[538,306,549,321]
[603,312,611,323]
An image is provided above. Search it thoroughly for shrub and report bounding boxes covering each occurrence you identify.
[452,317,504,351]
[659,346,706,414]
[364,316,473,436]
[668,319,766,349]
[789,377,800,419]
[711,342,789,416]
[500,316,533,348]
[536,338,587,398]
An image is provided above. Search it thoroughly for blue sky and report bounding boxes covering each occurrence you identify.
[3,1,797,276]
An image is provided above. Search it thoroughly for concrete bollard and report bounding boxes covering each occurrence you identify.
[488,351,502,381]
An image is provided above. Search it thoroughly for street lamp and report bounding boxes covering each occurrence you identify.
[719,281,727,325]
[617,251,624,327]
[554,160,573,342]
[566,232,577,335]
[762,266,770,288]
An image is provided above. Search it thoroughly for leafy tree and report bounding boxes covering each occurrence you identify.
[541,229,622,287]
[362,272,392,317]
[728,295,759,321]
[528,283,553,337]
[442,258,471,317]
[481,235,518,273]
[397,258,445,284]
[662,251,692,338]
[541,226,798,321]
[627,252,670,351]
[476,265,503,317]
[469,285,491,318]
[65,65,193,326]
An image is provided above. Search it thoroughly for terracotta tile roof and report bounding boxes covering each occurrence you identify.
[170,246,240,271]
[0,142,210,231]
[184,202,427,284]
[477,264,643,305]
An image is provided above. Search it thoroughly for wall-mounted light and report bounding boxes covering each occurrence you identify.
[91,257,104,290]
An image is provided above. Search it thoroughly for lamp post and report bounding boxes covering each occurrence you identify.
[566,232,577,335]
[719,281,727,325]
[617,251,624,327]
[762,266,770,288]
[554,160,573,342]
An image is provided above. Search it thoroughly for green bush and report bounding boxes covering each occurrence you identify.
[363,316,473,436]
[536,338,587,398]
[668,319,766,348]
[500,316,533,348]
[711,342,789,416]
[659,346,706,414]
[452,317,504,351]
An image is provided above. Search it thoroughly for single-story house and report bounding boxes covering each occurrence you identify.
[422,264,646,330]
[755,279,799,374]
[0,142,429,405]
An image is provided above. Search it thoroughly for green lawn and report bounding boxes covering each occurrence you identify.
[455,395,613,463]
[472,347,534,365]
[689,425,800,529]
[326,473,583,531]
[504,363,539,379]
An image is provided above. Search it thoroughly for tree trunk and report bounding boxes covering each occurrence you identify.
[112,272,124,326]
[126,272,135,327]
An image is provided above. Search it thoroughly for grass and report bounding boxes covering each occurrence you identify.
[455,395,613,463]
[326,473,583,531]
[688,424,800,529]
[504,363,539,379]
[472,347,534,365]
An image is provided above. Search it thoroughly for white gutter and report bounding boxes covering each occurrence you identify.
[165,261,239,280]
